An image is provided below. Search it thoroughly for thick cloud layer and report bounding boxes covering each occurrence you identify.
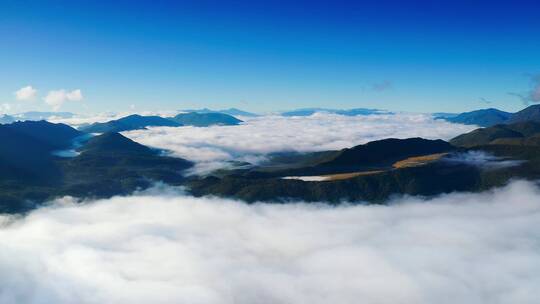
[123,113,474,172]
[0,181,539,304]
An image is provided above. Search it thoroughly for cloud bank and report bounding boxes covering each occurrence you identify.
[123,113,475,172]
[0,181,539,303]
[44,89,83,110]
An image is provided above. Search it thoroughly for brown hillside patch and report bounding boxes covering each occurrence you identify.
[392,153,448,169]
[324,170,384,181]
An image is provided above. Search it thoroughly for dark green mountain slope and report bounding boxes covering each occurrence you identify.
[0,121,83,182]
[80,132,154,155]
[171,112,243,126]
[318,138,452,169]
[187,138,475,203]
[450,125,523,147]
[188,161,483,203]
[188,141,540,204]
[0,129,192,213]
[0,127,61,182]
[506,104,540,124]
[2,120,82,149]
[58,132,192,200]
[245,138,454,177]
[81,114,181,133]
[450,122,540,147]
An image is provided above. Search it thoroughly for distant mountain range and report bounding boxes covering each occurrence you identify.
[14,111,75,120]
[181,108,259,117]
[438,108,512,127]
[81,112,243,133]
[182,107,388,117]
[0,112,76,124]
[171,112,243,127]
[436,105,540,127]
[81,114,182,133]
[280,108,387,117]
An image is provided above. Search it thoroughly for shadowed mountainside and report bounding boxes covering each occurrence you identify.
[506,104,540,124]
[187,134,540,203]
[0,121,192,213]
[450,122,540,147]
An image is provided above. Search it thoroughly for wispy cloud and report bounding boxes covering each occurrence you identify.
[509,74,540,105]
[444,151,525,169]
[479,97,493,104]
[371,80,393,92]
[0,180,538,303]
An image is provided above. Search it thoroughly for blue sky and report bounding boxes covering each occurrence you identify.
[1,0,539,114]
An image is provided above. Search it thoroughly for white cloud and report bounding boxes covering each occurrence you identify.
[123,113,475,173]
[14,85,37,101]
[44,89,84,110]
[66,89,83,101]
[0,180,538,303]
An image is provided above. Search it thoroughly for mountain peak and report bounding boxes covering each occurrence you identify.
[79,132,154,155]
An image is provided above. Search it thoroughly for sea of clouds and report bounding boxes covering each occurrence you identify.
[1,111,538,303]
[122,113,475,173]
[0,180,538,304]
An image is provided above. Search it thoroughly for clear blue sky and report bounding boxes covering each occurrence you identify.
[1,0,539,114]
